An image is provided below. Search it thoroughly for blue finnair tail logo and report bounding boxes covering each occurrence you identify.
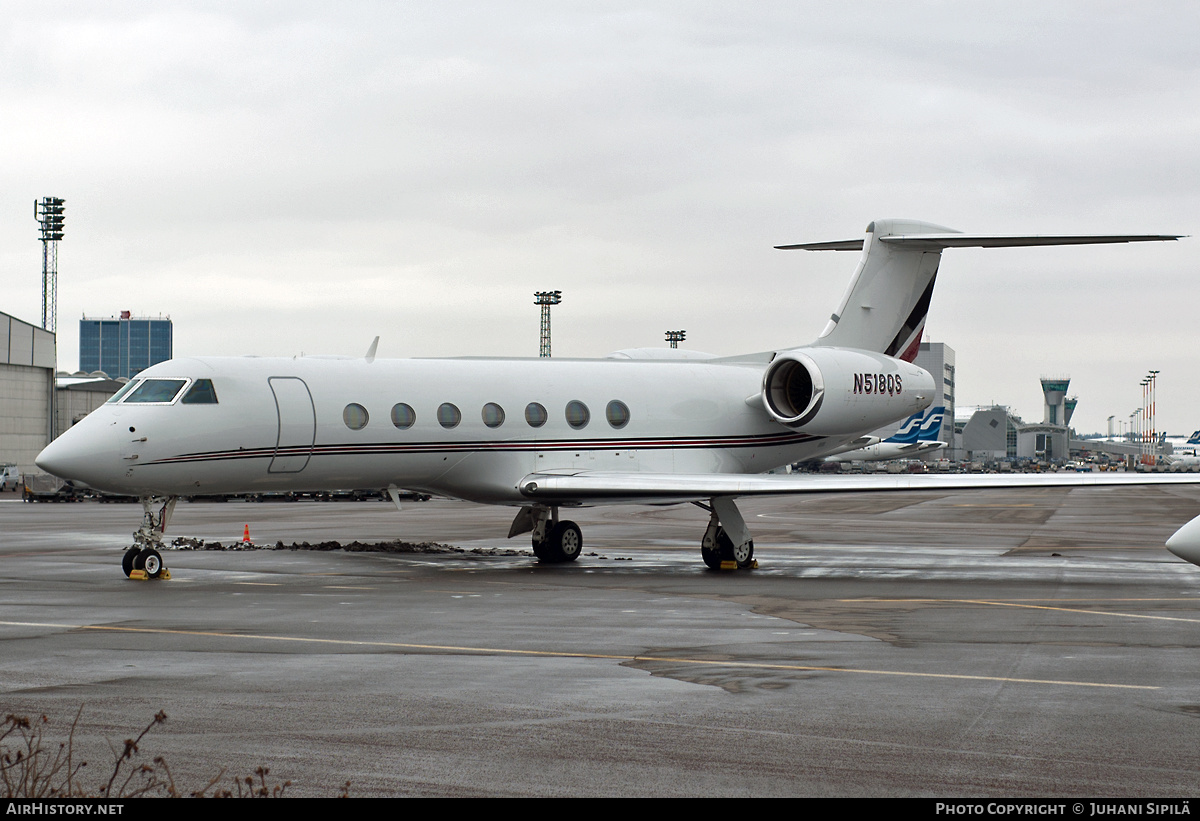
[884,407,945,444]
[884,410,928,444]
[1188,430,1200,445]
[918,407,946,441]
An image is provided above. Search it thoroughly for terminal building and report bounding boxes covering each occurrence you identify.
[79,311,173,379]
[953,377,1135,464]
[913,341,955,447]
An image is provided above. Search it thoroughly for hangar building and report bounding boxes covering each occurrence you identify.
[0,310,56,473]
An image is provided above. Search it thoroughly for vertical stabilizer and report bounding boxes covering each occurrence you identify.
[918,406,947,442]
[882,410,926,444]
[805,219,953,360]
[777,219,1179,360]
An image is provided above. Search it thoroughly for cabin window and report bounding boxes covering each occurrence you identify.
[482,403,505,428]
[565,400,590,429]
[606,400,630,429]
[106,379,141,403]
[343,403,369,430]
[181,379,218,405]
[123,379,188,404]
[391,403,416,429]
[525,403,547,428]
[437,403,462,429]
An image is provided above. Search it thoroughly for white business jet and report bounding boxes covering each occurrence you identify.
[36,219,1198,578]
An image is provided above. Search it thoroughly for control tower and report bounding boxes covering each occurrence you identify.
[1041,377,1070,425]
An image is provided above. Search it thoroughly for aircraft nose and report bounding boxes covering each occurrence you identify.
[1165,514,1200,568]
[36,426,110,486]
[36,435,84,481]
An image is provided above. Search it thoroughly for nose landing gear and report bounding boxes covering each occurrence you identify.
[123,496,176,580]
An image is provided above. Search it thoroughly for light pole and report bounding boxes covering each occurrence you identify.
[1141,380,1150,464]
[665,330,686,349]
[533,290,562,358]
[34,197,65,333]
[1147,370,1159,463]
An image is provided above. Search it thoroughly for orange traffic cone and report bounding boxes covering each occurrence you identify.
[242,524,251,544]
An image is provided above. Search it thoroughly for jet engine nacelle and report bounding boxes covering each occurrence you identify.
[760,348,934,435]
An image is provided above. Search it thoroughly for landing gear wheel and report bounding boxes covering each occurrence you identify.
[732,539,754,569]
[140,549,164,579]
[537,521,583,563]
[702,528,753,570]
[551,521,582,563]
[122,547,142,578]
[701,544,723,570]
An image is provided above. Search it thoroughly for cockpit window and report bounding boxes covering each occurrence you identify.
[181,379,218,405]
[122,379,188,404]
[106,379,141,404]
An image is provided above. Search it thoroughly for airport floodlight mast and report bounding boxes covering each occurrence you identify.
[1146,370,1160,463]
[665,330,686,349]
[34,197,65,333]
[534,290,561,358]
[1141,380,1150,463]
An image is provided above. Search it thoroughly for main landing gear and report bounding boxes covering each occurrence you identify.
[123,495,177,580]
[509,497,757,571]
[697,497,756,572]
[509,505,583,563]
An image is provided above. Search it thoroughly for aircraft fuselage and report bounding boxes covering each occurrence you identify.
[41,351,933,504]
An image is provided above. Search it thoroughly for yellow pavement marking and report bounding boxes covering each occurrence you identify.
[843,597,1200,624]
[0,620,1156,690]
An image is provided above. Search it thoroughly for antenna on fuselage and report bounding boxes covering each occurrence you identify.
[365,336,379,363]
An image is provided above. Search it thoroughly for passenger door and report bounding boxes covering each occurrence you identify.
[268,377,315,473]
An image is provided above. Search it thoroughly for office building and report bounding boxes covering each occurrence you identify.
[79,311,172,378]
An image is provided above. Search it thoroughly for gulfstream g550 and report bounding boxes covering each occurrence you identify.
[36,218,1196,578]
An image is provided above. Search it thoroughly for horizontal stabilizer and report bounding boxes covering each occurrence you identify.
[776,234,1182,251]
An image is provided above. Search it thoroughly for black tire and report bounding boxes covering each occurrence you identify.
[702,527,752,570]
[122,548,141,578]
[537,521,583,563]
[552,521,582,563]
[141,549,164,579]
[531,534,551,562]
[701,544,723,570]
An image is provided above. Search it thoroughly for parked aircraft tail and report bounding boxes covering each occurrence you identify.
[882,409,928,445]
[777,220,1181,359]
[918,406,946,443]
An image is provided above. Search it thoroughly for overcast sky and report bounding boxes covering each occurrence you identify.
[2,2,1196,436]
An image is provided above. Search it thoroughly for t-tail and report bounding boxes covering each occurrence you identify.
[777,219,1182,360]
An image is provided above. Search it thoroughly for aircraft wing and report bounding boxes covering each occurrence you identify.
[518,470,1200,504]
